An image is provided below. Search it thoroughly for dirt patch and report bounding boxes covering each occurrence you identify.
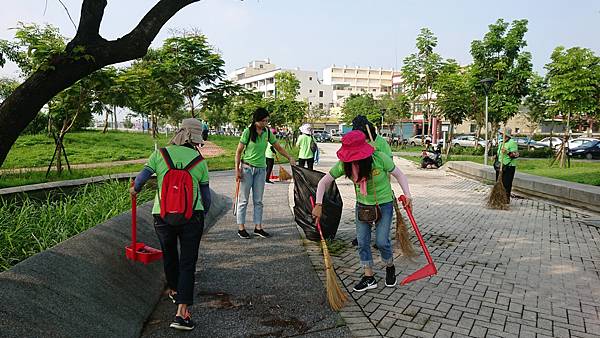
[197,291,246,309]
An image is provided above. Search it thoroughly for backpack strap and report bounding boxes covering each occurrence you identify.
[159,148,175,170]
[184,154,205,171]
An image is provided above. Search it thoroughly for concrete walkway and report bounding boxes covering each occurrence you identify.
[141,170,351,337]
[306,142,600,338]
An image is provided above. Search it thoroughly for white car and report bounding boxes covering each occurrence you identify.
[567,137,598,149]
[331,132,343,142]
[407,135,431,146]
[451,135,487,148]
[538,137,563,149]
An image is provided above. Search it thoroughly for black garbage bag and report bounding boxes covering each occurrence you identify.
[292,165,343,241]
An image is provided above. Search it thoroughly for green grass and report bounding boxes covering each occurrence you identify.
[402,155,600,186]
[3,130,170,169]
[0,134,298,188]
[0,180,155,271]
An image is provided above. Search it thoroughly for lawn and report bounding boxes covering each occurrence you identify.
[0,132,298,188]
[402,155,600,186]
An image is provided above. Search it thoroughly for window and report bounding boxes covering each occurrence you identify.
[309,89,312,93]
[259,65,263,69]
[372,89,376,92]
[319,91,323,97]
[319,103,324,109]
[309,77,313,81]
[329,103,334,108]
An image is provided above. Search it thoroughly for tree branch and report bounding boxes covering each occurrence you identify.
[67,0,107,50]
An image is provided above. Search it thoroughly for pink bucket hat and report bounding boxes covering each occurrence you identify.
[336,130,374,162]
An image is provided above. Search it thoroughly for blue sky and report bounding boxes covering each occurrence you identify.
[1,0,599,78]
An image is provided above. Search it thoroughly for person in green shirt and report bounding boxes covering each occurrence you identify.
[130,118,211,331]
[297,123,316,170]
[495,127,519,202]
[312,131,413,292]
[235,108,294,239]
[351,115,393,158]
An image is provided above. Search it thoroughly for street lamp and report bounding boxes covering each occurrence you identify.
[480,78,494,166]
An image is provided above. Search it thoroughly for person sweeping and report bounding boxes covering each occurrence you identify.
[489,127,519,209]
[235,107,294,239]
[312,131,412,291]
[130,118,211,331]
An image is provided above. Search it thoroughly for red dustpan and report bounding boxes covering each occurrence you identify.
[398,195,437,285]
[125,189,162,264]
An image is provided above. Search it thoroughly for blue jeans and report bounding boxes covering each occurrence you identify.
[355,202,394,268]
[237,164,267,225]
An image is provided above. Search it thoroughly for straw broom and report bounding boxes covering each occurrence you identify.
[487,128,509,210]
[393,197,417,257]
[310,197,348,311]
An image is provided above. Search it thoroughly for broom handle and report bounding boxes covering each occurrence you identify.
[399,195,434,265]
[310,196,326,241]
[130,181,137,259]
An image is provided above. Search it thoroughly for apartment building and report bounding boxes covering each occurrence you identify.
[230,59,333,110]
[323,65,397,107]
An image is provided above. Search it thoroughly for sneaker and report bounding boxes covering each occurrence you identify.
[385,265,397,287]
[351,238,358,246]
[254,228,272,238]
[266,180,274,184]
[168,291,177,304]
[238,229,251,239]
[170,315,195,331]
[353,276,377,292]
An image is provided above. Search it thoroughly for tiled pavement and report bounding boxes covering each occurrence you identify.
[295,143,600,338]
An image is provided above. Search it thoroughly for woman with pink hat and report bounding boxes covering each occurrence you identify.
[312,130,412,292]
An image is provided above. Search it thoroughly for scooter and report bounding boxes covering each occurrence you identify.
[420,144,443,169]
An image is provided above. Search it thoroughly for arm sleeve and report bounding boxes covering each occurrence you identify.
[200,183,211,213]
[240,128,249,145]
[133,167,154,192]
[390,166,411,198]
[269,130,278,145]
[315,173,335,204]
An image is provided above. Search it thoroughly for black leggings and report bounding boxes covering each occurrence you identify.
[266,157,275,181]
[298,158,314,170]
[495,165,516,201]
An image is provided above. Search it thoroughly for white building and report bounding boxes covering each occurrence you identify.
[323,65,397,107]
[230,59,333,110]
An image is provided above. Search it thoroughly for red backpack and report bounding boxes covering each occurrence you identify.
[159,148,204,225]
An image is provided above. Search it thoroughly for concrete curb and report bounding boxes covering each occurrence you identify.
[446,161,600,213]
[0,189,227,338]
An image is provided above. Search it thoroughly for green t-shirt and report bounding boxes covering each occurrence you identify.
[265,144,274,159]
[296,134,315,159]
[145,145,210,214]
[329,151,395,205]
[240,127,278,168]
[497,138,518,166]
[371,135,392,158]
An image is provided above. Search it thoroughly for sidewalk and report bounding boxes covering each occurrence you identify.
[306,143,600,337]
[141,170,351,337]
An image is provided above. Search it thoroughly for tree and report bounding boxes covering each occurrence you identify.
[0,0,203,167]
[523,73,549,143]
[434,60,472,153]
[401,28,443,141]
[341,93,379,124]
[379,92,410,139]
[470,18,533,136]
[274,71,300,100]
[545,46,600,167]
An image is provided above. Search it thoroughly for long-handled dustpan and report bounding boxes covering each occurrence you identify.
[398,195,437,284]
[125,183,162,264]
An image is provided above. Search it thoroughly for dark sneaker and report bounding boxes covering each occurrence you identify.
[353,276,377,292]
[385,265,397,287]
[266,180,274,184]
[351,238,358,246]
[170,315,194,331]
[254,228,272,238]
[238,229,251,239]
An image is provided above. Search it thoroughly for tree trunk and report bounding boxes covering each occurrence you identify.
[102,107,109,133]
[560,112,570,168]
[188,95,195,119]
[0,0,201,167]
[445,123,454,158]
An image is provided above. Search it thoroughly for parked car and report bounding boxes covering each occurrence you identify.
[538,137,563,149]
[513,137,546,149]
[407,135,430,146]
[567,137,598,150]
[451,135,487,148]
[313,130,332,142]
[568,139,600,160]
[331,131,343,142]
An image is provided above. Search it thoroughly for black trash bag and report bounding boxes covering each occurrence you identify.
[292,165,343,242]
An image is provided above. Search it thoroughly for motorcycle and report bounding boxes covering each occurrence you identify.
[420,144,443,169]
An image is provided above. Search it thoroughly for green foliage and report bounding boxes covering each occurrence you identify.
[434,60,471,126]
[470,19,533,124]
[0,180,154,271]
[519,147,555,158]
[524,73,550,128]
[379,93,411,126]
[545,46,600,118]
[274,71,301,100]
[341,93,379,124]
[0,77,19,99]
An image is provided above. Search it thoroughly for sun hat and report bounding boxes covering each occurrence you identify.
[336,130,375,162]
[169,118,205,146]
[299,123,312,135]
[499,127,512,137]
